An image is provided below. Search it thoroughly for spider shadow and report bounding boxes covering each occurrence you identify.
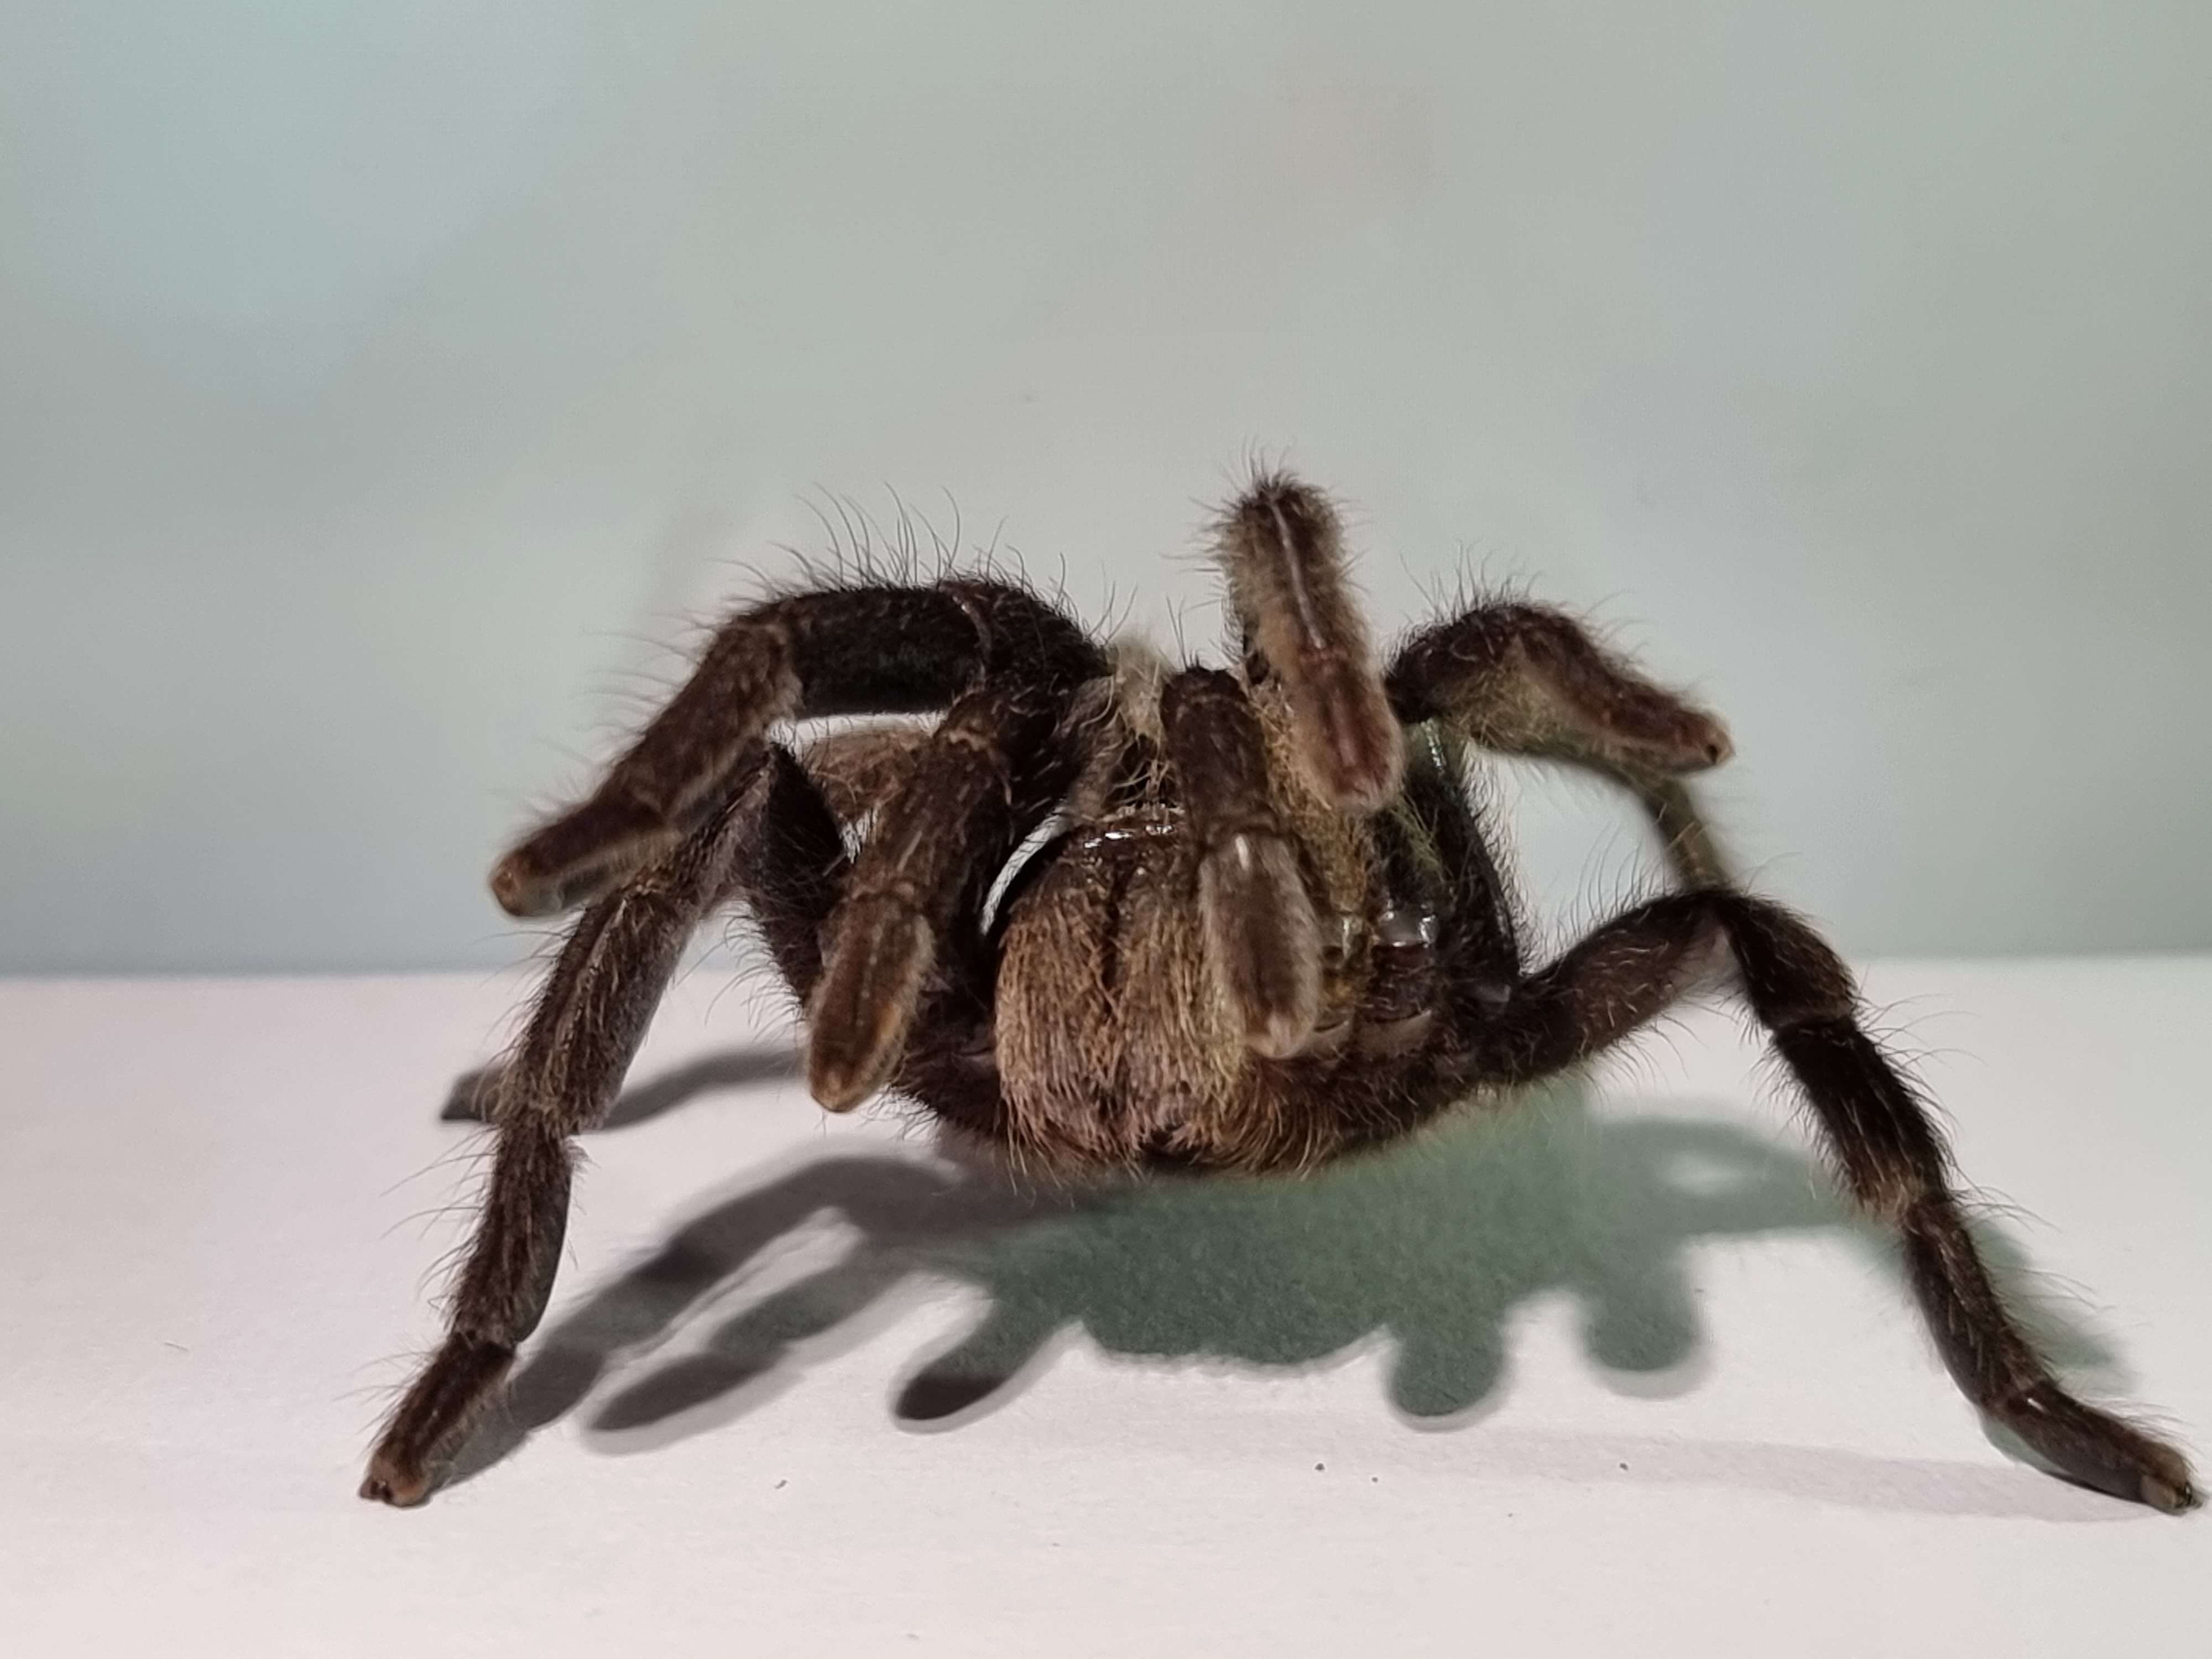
[440,1046,2122,1503]
[442,1045,804,1132]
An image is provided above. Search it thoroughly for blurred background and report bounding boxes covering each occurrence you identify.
[2,1,2206,975]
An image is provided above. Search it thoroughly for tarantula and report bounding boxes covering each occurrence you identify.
[362,473,2195,1512]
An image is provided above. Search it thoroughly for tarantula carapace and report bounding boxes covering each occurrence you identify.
[362,473,2195,1512]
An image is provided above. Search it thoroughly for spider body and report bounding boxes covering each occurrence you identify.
[984,665,1449,1172]
[363,473,2196,1514]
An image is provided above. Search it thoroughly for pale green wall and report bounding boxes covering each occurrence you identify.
[3,2,2206,972]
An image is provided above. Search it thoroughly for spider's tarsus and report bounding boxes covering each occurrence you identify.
[488,852,560,919]
[358,1457,432,1509]
[807,1058,878,1114]
[360,1332,517,1509]
[2143,1473,2198,1514]
[807,899,935,1112]
[1198,831,1323,1058]
[490,794,682,919]
[1600,702,1732,777]
[1676,713,1733,771]
[2001,1383,2200,1515]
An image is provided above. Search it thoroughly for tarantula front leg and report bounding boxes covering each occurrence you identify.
[1387,601,1735,884]
[492,581,1103,917]
[1457,891,2197,1513]
[361,771,766,1507]
[1158,666,1322,1056]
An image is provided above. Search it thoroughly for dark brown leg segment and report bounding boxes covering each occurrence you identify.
[807,682,1077,1111]
[1386,599,1733,776]
[1462,890,2196,1513]
[726,745,852,1001]
[1631,774,1734,888]
[1213,474,1403,812]
[1159,666,1322,1056]
[361,780,761,1507]
[1387,600,1736,883]
[492,581,1104,919]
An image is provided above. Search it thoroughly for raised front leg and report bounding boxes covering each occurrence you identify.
[1387,601,1735,885]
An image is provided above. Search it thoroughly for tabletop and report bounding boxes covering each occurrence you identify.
[2,954,2205,1655]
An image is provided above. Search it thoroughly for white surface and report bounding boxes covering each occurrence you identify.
[7,2,2212,973]
[2,957,2206,1655]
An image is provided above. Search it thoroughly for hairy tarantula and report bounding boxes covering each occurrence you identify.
[362,473,2195,1512]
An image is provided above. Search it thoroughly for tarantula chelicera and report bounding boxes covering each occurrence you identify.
[362,473,2194,1512]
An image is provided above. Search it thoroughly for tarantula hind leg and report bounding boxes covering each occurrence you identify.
[361,777,763,1507]
[1469,890,2197,1514]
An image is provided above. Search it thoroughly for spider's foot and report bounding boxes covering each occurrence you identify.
[808,897,933,1112]
[359,1451,434,1509]
[359,1334,515,1510]
[1672,711,1733,770]
[1198,831,1322,1058]
[2000,1381,2198,1514]
[1619,707,1733,774]
[2144,1467,2200,1515]
[491,794,679,917]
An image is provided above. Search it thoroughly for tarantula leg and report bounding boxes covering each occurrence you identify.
[1456,893,1720,1081]
[362,778,758,1508]
[1387,600,1733,778]
[675,742,1029,1139]
[807,682,1074,1112]
[1392,724,1523,1011]
[1213,473,1402,812]
[493,581,1104,918]
[1159,666,1321,1056]
[727,744,852,999]
[800,723,932,827]
[1465,891,2196,1513]
[1627,774,1735,888]
[1386,601,1737,886]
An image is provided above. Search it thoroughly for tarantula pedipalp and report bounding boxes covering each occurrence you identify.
[362,473,2196,1513]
